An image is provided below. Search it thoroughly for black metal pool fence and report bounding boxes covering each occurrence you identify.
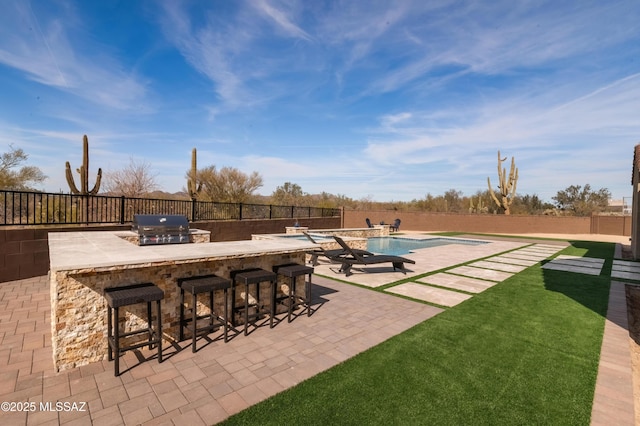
[0,190,340,226]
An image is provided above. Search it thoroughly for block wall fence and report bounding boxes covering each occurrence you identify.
[342,210,631,238]
[0,212,631,284]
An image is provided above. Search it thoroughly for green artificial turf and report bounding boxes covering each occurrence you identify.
[221,241,613,425]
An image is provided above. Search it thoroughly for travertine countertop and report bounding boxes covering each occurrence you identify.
[48,231,316,272]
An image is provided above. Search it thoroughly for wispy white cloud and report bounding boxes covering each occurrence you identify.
[319,1,412,66]
[159,0,317,111]
[0,2,69,88]
[368,69,640,158]
[360,69,640,199]
[328,1,640,98]
[251,0,312,41]
[0,2,149,111]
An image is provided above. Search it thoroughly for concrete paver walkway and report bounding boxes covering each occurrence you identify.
[467,259,528,273]
[383,243,564,308]
[386,283,472,307]
[310,236,529,288]
[590,281,636,425]
[416,273,496,293]
[446,265,514,282]
[612,260,640,281]
[542,255,605,275]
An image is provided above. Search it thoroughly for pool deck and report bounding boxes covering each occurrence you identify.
[0,232,635,424]
[310,234,535,288]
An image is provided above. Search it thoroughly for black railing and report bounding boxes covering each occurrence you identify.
[0,190,341,226]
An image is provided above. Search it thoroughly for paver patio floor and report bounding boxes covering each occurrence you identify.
[0,275,441,425]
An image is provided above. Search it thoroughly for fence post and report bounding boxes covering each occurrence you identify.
[83,195,88,224]
[269,205,272,219]
[291,206,294,219]
[120,196,125,224]
[239,203,243,220]
[191,199,196,222]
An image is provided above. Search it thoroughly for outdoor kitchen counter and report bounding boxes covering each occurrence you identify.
[48,230,315,272]
[48,231,317,372]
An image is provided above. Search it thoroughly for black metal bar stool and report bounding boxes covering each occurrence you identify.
[230,268,277,335]
[105,283,164,376]
[273,263,314,322]
[177,274,232,352]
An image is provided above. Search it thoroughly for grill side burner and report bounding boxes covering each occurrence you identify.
[132,214,190,246]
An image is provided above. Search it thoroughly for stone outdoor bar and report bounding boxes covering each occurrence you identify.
[47,229,315,372]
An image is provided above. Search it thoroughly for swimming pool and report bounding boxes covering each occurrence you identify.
[367,237,487,256]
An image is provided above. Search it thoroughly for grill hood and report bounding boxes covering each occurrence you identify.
[132,214,190,245]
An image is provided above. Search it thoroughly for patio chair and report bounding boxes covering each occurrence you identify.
[303,232,374,266]
[331,236,416,277]
[365,218,374,228]
[390,218,401,232]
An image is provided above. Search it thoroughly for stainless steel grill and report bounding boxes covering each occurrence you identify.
[132,214,190,246]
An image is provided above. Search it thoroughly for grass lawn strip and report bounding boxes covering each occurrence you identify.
[221,241,612,425]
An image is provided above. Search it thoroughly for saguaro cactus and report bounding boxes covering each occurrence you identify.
[187,148,202,200]
[65,135,102,195]
[487,150,518,215]
[469,196,485,214]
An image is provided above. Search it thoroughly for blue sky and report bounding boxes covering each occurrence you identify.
[1,1,639,203]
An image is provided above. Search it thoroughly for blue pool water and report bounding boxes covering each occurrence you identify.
[279,234,487,256]
[367,237,487,256]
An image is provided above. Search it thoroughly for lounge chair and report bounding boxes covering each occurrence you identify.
[331,236,415,277]
[303,232,374,266]
[390,218,401,232]
[365,218,374,228]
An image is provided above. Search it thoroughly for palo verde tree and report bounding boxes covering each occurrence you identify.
[271,182,305,206]
[552,184,611,216]
[198,165,263,203]
[488,150,518,215]
[0,144,46,190]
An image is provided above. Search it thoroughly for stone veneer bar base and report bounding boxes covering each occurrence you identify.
[48,231,315,372]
